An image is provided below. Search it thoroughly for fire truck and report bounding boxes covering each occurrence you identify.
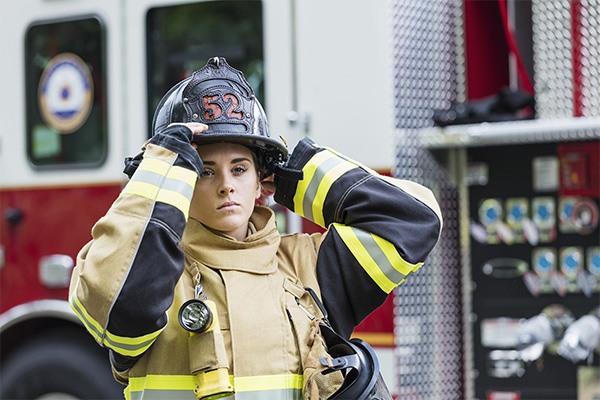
[1,0,599,399]
[389,1,599,399]
[0,0,397,397]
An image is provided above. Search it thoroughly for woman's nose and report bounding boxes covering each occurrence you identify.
[218,175,235,195]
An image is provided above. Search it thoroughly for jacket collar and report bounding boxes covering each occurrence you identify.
[181,206,281,274]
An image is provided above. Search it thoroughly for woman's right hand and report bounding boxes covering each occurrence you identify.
[167,122,209,149]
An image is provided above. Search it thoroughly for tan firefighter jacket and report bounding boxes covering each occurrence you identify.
[69,126,443,400]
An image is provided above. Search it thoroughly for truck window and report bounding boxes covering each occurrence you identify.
[25,17,107,168]
[146,0,264,134]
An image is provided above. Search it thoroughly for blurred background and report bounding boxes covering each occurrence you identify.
[0,0,598,399]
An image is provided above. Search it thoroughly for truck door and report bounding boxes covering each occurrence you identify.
[0,1,126,397]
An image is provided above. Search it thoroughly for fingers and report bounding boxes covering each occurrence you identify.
[261,176,276,195]
[168,122,209,149]
[168,122,209,135]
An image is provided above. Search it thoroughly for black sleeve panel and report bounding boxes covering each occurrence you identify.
[316,229,388,338]
[275,137,442,335]
[277,137,441,264]
[70,126,202,362]
[149,125,203,175]
[110,350,140,373]
[324,170,441,264]
[107,202,186,337]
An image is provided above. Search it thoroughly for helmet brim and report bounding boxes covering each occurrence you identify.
[192,132,288,160]
[319,324,391,400]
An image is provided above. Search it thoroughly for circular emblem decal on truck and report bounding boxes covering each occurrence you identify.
[38,53,94,134]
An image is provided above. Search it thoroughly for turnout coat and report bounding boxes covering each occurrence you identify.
[69,127,443,399]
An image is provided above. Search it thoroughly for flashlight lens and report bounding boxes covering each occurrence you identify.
[179,299,212,332]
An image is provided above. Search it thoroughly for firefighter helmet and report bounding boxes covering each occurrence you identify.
[320,324,392,400]
[151,57,288,176]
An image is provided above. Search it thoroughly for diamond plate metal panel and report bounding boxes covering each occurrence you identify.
[391,0,466,398]
[531,0,574,118]
[575,0,600,116]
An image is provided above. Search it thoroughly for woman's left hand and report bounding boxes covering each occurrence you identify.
[261,175,276,194]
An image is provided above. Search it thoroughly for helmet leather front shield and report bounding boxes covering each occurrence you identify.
[151,78,190,134]
[151,57,288,166]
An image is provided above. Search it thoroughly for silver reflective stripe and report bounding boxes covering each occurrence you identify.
[301,155,347,222]
[333,223,422,293]
[129,389,302,400]
[130,390,195,400]
[231,388,302,400]
[133,169,194,201]
[102,333,157,354]
[351,227,407,284]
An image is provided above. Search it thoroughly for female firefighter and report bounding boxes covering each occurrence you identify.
[69,57,443,400]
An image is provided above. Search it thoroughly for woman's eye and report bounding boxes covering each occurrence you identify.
[200,169,214,177]
[232,166,247,175]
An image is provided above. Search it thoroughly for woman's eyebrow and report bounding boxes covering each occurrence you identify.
[230,157,252,164]
[201,157,252,166]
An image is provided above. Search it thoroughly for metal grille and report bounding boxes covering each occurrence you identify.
[391,0,465,398]
[531,0,574,118]
[576,0,600,116]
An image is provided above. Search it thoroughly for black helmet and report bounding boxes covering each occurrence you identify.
[320,324,392,400]
[152,57,288,176]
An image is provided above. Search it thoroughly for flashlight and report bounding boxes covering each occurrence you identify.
[180,297,235,399]
[179,299,213,333]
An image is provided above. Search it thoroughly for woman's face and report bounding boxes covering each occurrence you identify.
[190,142,261,241]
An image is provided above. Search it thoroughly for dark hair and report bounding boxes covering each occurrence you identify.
[245,146,268,179]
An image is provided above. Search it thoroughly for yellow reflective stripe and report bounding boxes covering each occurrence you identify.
[125,374,304,399]
[293,150,335,217]
[167,164,197,184]
[127,374,304,391]
[293,150,358,225]
[139,158,171,175]
[103,326,164,357]
[324,145,378,175]
[311,161,356,226]
[69,293,163,357]
[155,189,192,219]
[123,181,159,199]
[234,374,303,392]
[128,375,197,391]
[69,293,104,344]
[335,225,396,293]
[333,224,421,293]
[123,158,196,219]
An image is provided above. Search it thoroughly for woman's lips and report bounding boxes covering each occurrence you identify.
[218,201,240,210]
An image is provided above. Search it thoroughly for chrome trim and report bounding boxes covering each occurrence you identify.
[421,117,600,149]
[0,244,5,270]
[0,299,79,333]
[39,254,74,289]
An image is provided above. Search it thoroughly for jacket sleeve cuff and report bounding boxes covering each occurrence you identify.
[274,137,325,216]
[149,124,203,175]
[274,136,362,227]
